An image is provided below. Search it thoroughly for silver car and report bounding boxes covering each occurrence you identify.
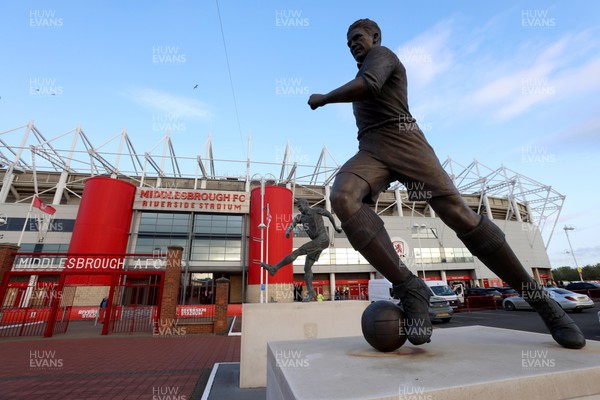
[396,295,453,323]
[502,287,595,313]
[428,295,453,323]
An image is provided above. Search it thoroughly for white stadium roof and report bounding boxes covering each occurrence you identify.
[1,121,565,248]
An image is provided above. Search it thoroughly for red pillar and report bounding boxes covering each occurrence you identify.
[248,186,293,285]
[246,186,294,302]
[67,177,136,284]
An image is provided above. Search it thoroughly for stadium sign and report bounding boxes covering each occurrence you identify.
[12,256,167,272]
[134,188,249,213]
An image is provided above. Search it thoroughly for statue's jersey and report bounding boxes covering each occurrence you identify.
[295,209,328,241]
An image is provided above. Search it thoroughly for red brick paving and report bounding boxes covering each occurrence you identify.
[0,334,241,400]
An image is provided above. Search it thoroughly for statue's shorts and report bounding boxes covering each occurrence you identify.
[297,235,329,262]
[337,122,459,203]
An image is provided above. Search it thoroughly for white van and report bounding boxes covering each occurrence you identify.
[367,278,395,302]
[425,280,461,309]
[367,279,453,322]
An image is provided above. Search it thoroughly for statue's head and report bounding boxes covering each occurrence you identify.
[295,198,309,212]
[347,19,381,63]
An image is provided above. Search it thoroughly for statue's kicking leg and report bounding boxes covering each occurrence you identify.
[430,194,585,349]
[261,249,301,276]
[458,215,585,349]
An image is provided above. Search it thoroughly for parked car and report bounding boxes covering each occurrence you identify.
[502,287,594,313]
[489,287,519,303]
[565,281,600,291]
[425,280,461,309]
[368,279,453,322]
[465,287,503,306]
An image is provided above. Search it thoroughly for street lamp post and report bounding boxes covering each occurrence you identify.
[563,225,582,281]
[258,177,267,303]
[413,223,427,281]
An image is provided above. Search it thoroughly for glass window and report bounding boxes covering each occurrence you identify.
[413,248,440,263]
[411,227,439,239]
[138,212,191,234]
[292,247,366,266]
[190,238,241,261]
[135,237,188,256]
[19,243,69,253]
[190,214,242,261]
[193,214,242,236]
[452,248,473,263]
[444,248,455,262]
[136,212,242,262]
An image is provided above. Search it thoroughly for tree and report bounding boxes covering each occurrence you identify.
[551,266,579,282]
[582,263,600,280]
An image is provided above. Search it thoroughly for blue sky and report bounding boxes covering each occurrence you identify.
[1,0,599,268]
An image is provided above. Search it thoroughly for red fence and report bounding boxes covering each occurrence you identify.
[107,305,158,334]
[464,296,498,311]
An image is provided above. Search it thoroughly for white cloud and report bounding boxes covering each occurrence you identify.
[465,32,600,121]
[124,88,212,120]
[396,20,455,88]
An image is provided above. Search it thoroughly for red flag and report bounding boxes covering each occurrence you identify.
[33,196,56,215]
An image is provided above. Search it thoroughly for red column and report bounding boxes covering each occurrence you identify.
[248,186,293,285]
[67,177,136,284]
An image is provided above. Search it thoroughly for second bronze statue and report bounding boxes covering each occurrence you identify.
[261,199,342,302]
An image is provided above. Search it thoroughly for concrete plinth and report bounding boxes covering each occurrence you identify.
[267,326,600,400]
[240,301,370,388]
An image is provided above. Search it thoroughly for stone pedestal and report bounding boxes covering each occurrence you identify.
[267,326,600,400]
[240,301,370,388]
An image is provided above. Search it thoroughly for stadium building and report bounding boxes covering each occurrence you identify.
[0,122,565,310]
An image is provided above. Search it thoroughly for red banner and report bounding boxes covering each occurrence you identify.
[33,196,56,215]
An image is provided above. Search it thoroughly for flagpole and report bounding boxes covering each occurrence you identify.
[265,203,270,303]
[17,197,34,246]
[31,147,44,243]
[32,146,39,196]
[18,147,41,247]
